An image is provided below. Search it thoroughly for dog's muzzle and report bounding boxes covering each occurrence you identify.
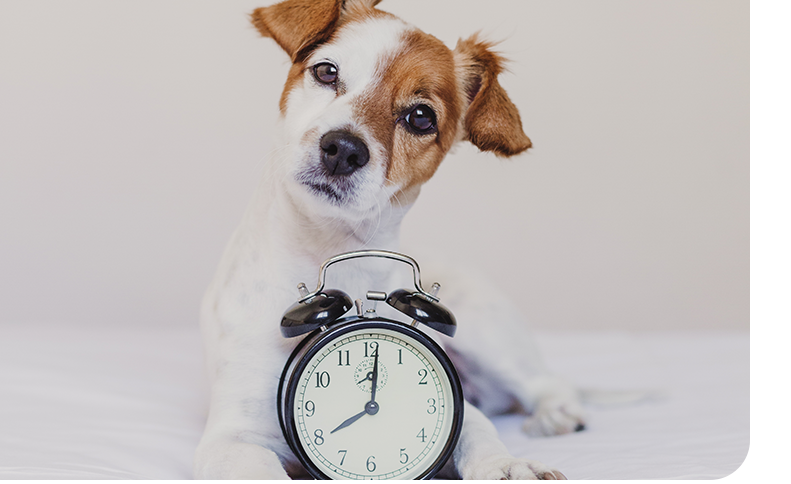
[320,130,370,176]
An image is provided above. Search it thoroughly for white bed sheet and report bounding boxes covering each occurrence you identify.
[0,324,748,480]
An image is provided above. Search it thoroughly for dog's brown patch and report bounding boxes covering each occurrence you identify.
[352,29,463,192]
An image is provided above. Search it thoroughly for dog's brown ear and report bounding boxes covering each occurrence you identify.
[251,0,343,62]
[454,34,532,157]
[343,0,384,11]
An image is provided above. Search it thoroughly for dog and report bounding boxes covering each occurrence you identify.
[194,0,584,479]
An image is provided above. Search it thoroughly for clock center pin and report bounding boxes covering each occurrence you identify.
[365,401,379,415]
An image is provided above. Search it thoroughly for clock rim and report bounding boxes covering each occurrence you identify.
[278,317,464,480]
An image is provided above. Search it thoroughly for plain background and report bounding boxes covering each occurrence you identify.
[0,0,748,331]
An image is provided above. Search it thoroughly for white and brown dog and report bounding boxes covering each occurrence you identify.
[195,0,584,479]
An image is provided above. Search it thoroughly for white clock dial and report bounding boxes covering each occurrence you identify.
[292,327,456,480]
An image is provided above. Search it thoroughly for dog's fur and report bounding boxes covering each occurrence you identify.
[194,0,583,479]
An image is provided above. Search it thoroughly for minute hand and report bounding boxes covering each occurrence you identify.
[369,351,379,403]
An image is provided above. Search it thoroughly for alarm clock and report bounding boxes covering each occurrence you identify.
[277,250,464,480]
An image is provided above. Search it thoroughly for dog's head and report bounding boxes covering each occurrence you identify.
[252,0,531,219]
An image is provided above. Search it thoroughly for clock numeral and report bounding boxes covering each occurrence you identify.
[363,341,379,358]
[305,400,315,417]
[337,350,350,366]
[416,427,426,443]
[366,455,376,472]
[399,448,408,464]
[417,368,428,385]
[398,349,403,365]
[315,371,330,388]
[338,450,347,466]
[427,398,437,415]
[313,429,324,446]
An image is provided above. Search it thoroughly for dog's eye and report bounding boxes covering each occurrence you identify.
[313,63,338,85]
[405,104,437,134]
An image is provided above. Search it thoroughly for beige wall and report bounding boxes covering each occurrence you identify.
[0,0,748,330]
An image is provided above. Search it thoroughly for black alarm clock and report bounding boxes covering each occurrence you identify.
[277,250,464,480]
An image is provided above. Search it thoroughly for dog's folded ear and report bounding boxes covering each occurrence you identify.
[251,0,343,62]
[251,0,385,62]
[343,0,384,11]
[454,34,532,157]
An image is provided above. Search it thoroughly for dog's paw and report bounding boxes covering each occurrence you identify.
[462,455,566,480]
[521,397,586,437]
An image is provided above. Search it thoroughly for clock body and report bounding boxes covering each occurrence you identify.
[278,318,463,480]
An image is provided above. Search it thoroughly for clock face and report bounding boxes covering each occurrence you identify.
[285,323,460,480]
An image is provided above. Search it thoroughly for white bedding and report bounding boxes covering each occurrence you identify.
[0,324,748,480]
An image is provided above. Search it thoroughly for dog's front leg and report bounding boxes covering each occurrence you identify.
[194,310,300,479]
[441,402,566,480]
[194,360,297,480]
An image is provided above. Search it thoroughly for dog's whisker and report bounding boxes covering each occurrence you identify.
[390,186,407,210]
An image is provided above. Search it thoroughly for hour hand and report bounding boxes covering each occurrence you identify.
[330,409,367,434]
[330,401,380,434]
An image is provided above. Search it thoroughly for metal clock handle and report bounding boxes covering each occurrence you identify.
[296,249,440,304]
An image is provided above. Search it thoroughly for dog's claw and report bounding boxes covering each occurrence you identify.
[462,456,565,480]
[538,469,569,480]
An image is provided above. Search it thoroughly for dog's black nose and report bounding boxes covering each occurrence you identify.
[320,131,370,176]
